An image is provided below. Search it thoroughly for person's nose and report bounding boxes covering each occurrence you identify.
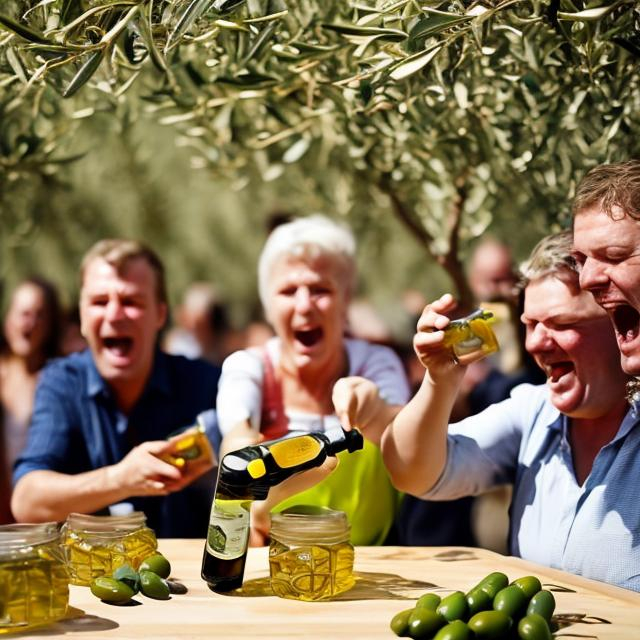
[104,298,126,322]
[293,288,313,313]
[579,256,608,292]
[525,324,554,355]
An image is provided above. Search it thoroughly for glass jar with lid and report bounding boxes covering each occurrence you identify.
[268,505,355,601]
[0,523,69,633]
[61,512,157,586]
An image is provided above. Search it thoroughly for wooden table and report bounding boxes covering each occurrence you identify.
[30,541,640,639]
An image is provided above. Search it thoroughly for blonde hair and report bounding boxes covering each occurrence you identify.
[519,230,577,287]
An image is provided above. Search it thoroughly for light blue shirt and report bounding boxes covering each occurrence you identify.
[424,383,640,591]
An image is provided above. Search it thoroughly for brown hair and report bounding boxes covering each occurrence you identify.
[572,159,640,220]
[80,239,167,304]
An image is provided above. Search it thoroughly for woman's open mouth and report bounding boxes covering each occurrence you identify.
[545,361,574,383]
[293,328,323,347]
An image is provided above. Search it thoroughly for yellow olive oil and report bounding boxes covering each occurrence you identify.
[62,516,157,586]
[269,541,355,601]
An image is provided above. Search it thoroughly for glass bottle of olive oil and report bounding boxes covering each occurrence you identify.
[201,427,363,593]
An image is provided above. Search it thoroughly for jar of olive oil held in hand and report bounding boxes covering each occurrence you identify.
[61,512,157,586]
[0,523,69,633]
[269,506,355,601]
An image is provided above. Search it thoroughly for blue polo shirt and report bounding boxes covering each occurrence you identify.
[13,349,221,538]
[423,383,640,591]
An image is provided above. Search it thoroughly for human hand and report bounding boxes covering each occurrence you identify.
[414,293,468,384]
[332,376,389,445]
[109,441,185,497]
[249,457,339,546]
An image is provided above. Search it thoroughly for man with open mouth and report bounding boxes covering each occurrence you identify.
[11,239,221,537]
[572,159,640,379]
[379,231,640,591]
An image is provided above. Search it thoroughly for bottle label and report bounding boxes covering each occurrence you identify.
[205,499,250,560]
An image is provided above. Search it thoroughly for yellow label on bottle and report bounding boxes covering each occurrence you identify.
[269,436,322,469]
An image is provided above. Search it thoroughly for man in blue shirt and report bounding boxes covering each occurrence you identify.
[380,231,640,590]
[12,239,221,537]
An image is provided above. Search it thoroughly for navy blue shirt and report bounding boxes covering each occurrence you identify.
[14,349,221,538]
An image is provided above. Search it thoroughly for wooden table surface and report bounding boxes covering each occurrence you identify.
[22,541,640,639]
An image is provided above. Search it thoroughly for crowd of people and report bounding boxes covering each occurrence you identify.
[1,159,639,592]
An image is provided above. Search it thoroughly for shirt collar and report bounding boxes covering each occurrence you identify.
[84,349,171,399]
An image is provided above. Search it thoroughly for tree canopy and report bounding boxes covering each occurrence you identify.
[1,0,638,309]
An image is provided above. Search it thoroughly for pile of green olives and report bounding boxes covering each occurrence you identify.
[90,553,175,604]
[390,572,556,639]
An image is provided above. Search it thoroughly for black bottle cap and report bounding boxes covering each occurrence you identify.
[344,428,364,453]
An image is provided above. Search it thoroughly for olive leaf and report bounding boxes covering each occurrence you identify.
[0,13,51,44]
[62,49,105,98]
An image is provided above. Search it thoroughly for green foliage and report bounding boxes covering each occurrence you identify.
[0,0,638,308]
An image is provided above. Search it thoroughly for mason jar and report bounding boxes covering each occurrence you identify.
[268,506,355,601]
[0,523,69,632]
[61,512,157,586]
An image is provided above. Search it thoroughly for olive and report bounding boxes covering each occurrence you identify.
[465,587,492,616]
[407,609,446,639]
[112,564,140,594]
[139,570,171,600]
[511,576,542,600]
[526,590,555,622]
[493,585,529,619]
[139,553,171,579]
[433,619,471,640]
[415,592,441,611]
[518,613,553,640]
[90,576,135,604]
[477,572,509,599]
[437,591,468,622]
[468,610,512,638]
[390,608,414,637]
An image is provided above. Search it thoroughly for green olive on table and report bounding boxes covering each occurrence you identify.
[139,570,171,600]
[465,587,493,616]
[90,576,135,604]
[390,608,414,637]
[139,553,171,579]
[433,619,471,640]
[526,590,556,622]
[436,591,468,622]
[467,610,512,638]
[415,592,441,611]
[476,572,509,599]
[511,575,542,600]
[517,613,553,640]
[407,608,446,638]
[493,584,529,619]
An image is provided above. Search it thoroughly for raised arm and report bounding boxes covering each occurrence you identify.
[381,294,466,495]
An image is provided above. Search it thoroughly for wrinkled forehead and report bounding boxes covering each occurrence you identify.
[81,256,157,296]
[523,274,606,321]
[270,252,349,286]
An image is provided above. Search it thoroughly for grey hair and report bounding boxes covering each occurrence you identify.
[519,230,577,288]
[257,214,357,313]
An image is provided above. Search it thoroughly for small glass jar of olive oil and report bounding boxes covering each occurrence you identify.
[61,512,157,586]
[0,523,69,633]
[269,506,355,601]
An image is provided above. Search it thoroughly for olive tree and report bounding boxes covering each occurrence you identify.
[1,0,638,305]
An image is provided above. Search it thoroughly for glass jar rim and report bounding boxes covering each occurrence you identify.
[270,505,351,545]
[64,511,147,533]
[0,522,60,550]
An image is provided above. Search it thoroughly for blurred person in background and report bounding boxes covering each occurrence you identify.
[163,282,232,366]
[216,215,411,546]
[12,240,221,537]
[0,277,62,523]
